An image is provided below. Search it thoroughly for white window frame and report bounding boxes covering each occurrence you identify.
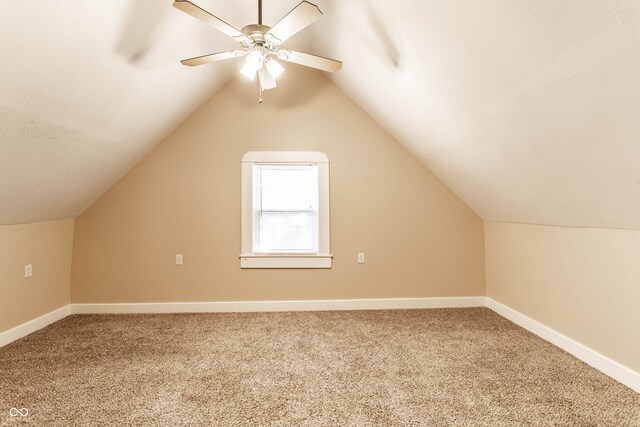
[240,151,332,269]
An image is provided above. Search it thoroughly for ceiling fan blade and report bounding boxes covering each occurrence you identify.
[266,1,322,44]
[278,50,342,73]
[180,50,246,67]
[173,0,247,41]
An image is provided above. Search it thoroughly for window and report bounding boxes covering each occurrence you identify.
[254,164,318,253]
[241,151,331,268]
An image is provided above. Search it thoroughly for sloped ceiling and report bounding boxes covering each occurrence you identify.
[0,0,304,225]
[310,0,640,230]
[2,1,639,229]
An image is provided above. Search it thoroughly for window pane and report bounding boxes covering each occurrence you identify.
[254,164,319,253]
[260,165,318,211]
[258,212,316,252]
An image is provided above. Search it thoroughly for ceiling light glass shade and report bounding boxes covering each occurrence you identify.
[240,61,257,80]
[260,67,277,90]
[266,59,284,79]
[240,50,264,80]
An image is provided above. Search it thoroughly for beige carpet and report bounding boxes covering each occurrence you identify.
[0,308,638,426]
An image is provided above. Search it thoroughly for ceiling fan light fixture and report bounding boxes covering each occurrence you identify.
[240,61,257,80]
[266,58,284,79]
[240,49,264,80]
[260,67,277,90]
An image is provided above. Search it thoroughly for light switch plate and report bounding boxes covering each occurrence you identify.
[357,253,365,264]
[24,264,33,278]
[175,254,183,266]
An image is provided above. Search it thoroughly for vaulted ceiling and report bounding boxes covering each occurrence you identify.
[2,0,639,229]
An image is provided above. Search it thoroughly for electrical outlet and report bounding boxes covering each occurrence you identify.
[175,254,183,266]
[24,264,32,278]
[357,253,365,264]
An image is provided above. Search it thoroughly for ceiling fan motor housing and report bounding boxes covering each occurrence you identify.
[241,24,278,48]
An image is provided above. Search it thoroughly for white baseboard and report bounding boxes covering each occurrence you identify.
[0,305,70,348]
[70,296,486,314]
[486,298,640,394]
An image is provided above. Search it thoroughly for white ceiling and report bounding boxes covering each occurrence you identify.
[2,1,640,229]
[311,0,640,230]
[0,0,276,225]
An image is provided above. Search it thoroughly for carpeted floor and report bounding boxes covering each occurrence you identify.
[0,308,638,426]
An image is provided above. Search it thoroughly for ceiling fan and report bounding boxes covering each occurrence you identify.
[173,0,342,101]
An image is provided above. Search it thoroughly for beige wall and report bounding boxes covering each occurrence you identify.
[71,67,485,303]
[0,219,74,332]
[485,222,640,373]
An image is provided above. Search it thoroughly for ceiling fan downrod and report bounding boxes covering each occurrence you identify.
[258,0,262,25]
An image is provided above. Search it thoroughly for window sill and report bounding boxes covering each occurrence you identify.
[239,254,333,269]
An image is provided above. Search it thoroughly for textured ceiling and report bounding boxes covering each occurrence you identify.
[2,1,640,229]
[0,0,301,225]
[310,0,640,230]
